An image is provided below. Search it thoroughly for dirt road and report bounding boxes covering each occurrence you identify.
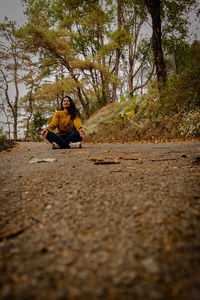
[0,141,200,300]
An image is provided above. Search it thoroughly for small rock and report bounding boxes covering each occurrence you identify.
[78,272,88,281]
[40,247,48,254]
[95,287,106,297]
[2,285,12,298]
[141,257,159,274]
[56,289,68,300]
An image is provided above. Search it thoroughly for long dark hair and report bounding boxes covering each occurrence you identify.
[60,96,80,120]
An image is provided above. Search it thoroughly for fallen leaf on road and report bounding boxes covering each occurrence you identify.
[29,157,57,164]
[94,160,120,165]
[116,155,140,160]
[89,158,105,162]
[151,158,177,161]
[0,228,26,241]
[89,158,120,164]
[191,156,200,165]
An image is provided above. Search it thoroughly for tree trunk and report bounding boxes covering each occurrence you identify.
[128,4,144,93]
[174,53,179,74]
[1,67,19,140]
[49,49,90,118]
[25,92,33,141]
[13,60,19,140]
[111,0,122,103]
[97,23,111,104]
[63,60,90,118]
[130,64,155,96]
[1,103,11,139]
[80,88,90,118]
[13,114,18,140]
[128,42,134,92]
[144,0,167,90]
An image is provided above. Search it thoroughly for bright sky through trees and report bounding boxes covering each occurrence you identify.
[0,0,26,23]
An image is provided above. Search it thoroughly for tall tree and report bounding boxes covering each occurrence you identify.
[22,0,109,116]
[144,0,167,90]
[142,0,198,90]
[0,19,28,139]
[20,64,41,140]
[120,0,154,95]
[111,0,122,102]
[0,95,11,138]
[22,0,132,108]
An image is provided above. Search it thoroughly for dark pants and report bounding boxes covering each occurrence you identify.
[46,131,82,148]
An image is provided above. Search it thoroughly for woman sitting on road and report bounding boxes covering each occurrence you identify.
[41,95,85,149]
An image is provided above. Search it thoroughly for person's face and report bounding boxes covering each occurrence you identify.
[62,97,71,109]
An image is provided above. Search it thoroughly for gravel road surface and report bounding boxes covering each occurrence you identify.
[0,141,200,300]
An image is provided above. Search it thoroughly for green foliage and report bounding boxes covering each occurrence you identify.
[0,127,7,145]
[162,0,197,36]
[179,109,200,137]
[163,36,191,74]
[119,92,131,103]
[109,29,132,46]
[159,41,200,114]
[0,127,15,151]
[89,92,107,115]
[29,111,47,141]
[118,94,139,119]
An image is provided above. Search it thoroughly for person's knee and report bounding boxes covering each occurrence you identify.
[46,131,57,143]
[46,131,51,141]
[76,131,82,141]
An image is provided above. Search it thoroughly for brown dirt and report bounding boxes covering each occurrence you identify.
[84,118,200,144]
[0,141,200,300]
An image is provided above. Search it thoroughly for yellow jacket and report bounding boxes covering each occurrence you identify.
[46,111,82,136]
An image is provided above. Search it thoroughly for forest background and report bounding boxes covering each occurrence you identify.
[0,0,200,145]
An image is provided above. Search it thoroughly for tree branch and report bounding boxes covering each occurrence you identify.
[130,64,155,95]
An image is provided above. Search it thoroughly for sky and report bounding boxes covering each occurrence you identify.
[0,0,26,24]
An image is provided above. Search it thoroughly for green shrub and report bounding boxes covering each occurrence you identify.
[0,128,15,151]
[179,109,200,137]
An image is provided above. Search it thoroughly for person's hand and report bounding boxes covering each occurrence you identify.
[41,129,48,140]
[79,128,85,139]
